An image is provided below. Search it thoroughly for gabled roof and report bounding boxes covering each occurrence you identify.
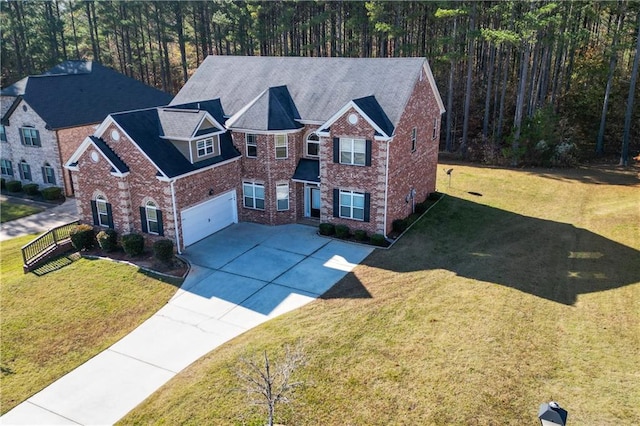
[1,60,172,129]
[171,56,439,133]
[226,85,303,131]
[109,105,240,179]
[317,95,395,139]
[158,109,209,139]
[89,136,130,174]
[164,99,226,126]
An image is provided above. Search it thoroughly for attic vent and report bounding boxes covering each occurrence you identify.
[111,129,120,141]
[348,113,359,125]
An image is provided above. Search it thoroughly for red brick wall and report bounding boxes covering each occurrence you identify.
[386,65,441,234]
[233,129,306,225]
[321,108,387,236]
[57,124,99,196]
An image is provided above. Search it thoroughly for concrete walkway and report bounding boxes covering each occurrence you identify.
[0,195,79,241]
[0,223,373,425]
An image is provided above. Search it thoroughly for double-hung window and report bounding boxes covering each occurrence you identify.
[1,159,13,176]
[306,133,319,157]
[243,182,265,210]
[340,138,366,165]
[196,138,214,157]
[95,196,110,227]
[275,134,288,159]
[42,163,56,184]
[411,127,417,152]
[21,127,41,146]
[276,183,289,211]
[339,190,365,221]
[145,201,160,234]
[0,125,6,142]
[246,134,257,157]
[19,161,32,181]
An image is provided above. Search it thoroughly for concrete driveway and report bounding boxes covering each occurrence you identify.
[1,223,373,425]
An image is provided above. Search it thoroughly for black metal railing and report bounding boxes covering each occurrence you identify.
[21,221,79,272]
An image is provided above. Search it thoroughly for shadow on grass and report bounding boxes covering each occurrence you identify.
[359,195,640,305]
[31,253,80,276]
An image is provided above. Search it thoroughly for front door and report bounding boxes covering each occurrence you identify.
[308,186,321,218]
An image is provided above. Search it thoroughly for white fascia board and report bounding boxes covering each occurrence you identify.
[110,171,130,178]
[190,112,226,139]
[94,115,117,137]
[297,119,324,125]
[155,155,241,182]
[374,135,393,142]
[317,101,390,139]
[423,61,446,114]
[227,127,303,135]
[65,136,94,167]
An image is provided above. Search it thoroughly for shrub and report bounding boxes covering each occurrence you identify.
[0,178,5,190]
[370,234,387,247]
[23,183,39,196]
[70,224,95,251]
[427,192,441,201]
[153,239,174,264]
[392,219,408,233]
[96,229,118,252]
[354,229,367,241]
[41,186,63,200]
[318,223,335,236]
[335,224,350,239]
[122,233,145,257]
[6,180,22,193]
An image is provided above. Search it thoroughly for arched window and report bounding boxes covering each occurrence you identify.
[306,133,320,157]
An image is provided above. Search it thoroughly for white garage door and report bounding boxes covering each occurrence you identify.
[181,190,237,247]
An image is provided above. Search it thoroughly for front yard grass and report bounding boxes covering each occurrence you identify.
[121,163,639,425]
[0,236,178,414]
[0,201,43,223]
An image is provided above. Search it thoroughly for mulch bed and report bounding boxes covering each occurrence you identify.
[81,247,189,279]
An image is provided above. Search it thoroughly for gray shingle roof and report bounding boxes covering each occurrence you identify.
[1,61,172,129]
[171,56,428,131]
[158,109,208,139]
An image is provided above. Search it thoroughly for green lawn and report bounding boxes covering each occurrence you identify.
[0,201,43,223]
[120,163,640,425]
[0,236,178,414]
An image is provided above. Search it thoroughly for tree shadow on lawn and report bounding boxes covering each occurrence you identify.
[363,195,640,305]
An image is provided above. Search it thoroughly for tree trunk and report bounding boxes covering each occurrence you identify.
[461,3,476,156]
[512,41,531,165]
[174,2,188,83]
[620,11,640,166]
[445,17,457,153]
[596,6,625,155]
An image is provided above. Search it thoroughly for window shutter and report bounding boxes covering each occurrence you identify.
[106,203,114,228]
[157,210,164,236]
[333,138,339,163]
[91,200,99,226]
[41,167,46,182]
[333,188,339,218]
[140,207,148,233]
[364,192,371,222]
[19,129,25,145]
[34,131,41,147]
[365,140,372,166]
[8,162,13,176]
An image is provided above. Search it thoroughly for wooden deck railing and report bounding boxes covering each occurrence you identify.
[21,220,79,273]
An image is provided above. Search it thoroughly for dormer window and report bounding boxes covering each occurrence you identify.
[197,138,214,157]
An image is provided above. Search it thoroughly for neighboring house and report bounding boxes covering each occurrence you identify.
[66,56,444,252]
[0,61,172,196]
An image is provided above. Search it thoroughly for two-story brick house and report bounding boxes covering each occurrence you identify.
[66,56,444,252]
[0,61,172,196]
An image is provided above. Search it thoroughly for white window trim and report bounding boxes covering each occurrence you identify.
[1,159,12,176]
[339,138,366,166]
[246,134,257,158]
[243,181,265,210]
[276,183,290,211]
[19,161,32,181]
[275,134,288,159]
[21,127,40,146]
[339,190,365,221]
[411,127,417,152]
[145,201,160,235]
[306,133,320,158]
[43,163,56,184]
[96,196,109,227]
[196,137,214,158]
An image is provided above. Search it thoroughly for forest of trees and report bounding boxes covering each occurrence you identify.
[1,1,638,165]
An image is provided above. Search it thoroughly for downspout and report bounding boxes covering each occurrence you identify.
[170,179,182,255]
[383,139,391,238]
